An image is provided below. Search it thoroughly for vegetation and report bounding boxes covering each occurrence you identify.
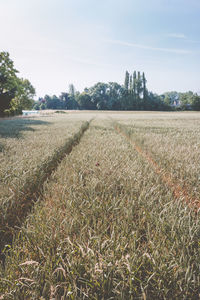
[34,73,200,112]
[33,74,171,111]
[0,117,90,257]
[0,114,91,249]
[0,52,35,116]
[0,112,199,299]
[1,51,199,114]
[161,91,200,110]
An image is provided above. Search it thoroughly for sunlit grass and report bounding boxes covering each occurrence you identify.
[0,114,199,299]
[0,113,92,206]
[112,112,200,201]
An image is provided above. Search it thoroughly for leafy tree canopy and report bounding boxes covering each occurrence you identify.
[0,52,35,116]
[0,52,18,115]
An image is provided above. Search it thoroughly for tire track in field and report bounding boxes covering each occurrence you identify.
[0,120,92,261]
[113,122,200,212]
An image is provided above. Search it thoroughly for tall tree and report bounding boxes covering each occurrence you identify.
[0,52,36,116]
[124,71,129,92]
[142,72,147,100]
[68,84,78,109]
[60,92,69,109]
[0,52,18,115]
[69,84,75,98]
[133,71,137,97]
[136,71,142,100]
[129,75,133,94]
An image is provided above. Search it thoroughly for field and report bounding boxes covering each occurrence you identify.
[0,111,199,299]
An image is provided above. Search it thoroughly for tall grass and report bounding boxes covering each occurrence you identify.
[111,112,200,201]
[0,114,92,208]
[0,120,90,256]
[0,117,199,299]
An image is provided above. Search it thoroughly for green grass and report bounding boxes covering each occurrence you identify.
[0,112,200,299]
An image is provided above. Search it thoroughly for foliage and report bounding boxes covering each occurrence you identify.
[86,82,123,110]
[190,94,200,110]
[76,92,95,110]
[34,87,79,111]
[33,70,200,112]
[120,71,170,111]
[0,52,35,116]
[179,91,193,110]
[124,70,129,91]
[34,72,172,111]
[161,91,200,111]
[9,78,35,115]
[162,91,180,106]
[1,52,199,113]
[0,52,18,116]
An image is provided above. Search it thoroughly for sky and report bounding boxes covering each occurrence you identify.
[0,0,200,98]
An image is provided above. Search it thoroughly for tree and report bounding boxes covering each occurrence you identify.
[163,94,171,106]
[69,84,75,98]
[44,95,63,109]
[191,94,200,110]
[67,84,78,109]
[10,78,35,114]
[106,82,123,110]
[59,92,70,109]
[162,91,179,106]
[87,82,109,109]
[77,92,95,110]
[0,52,36,116]
[179,92,193,110]
[142,72,147,100]
[147,92,171,111]
[133,71,136,97]
[129,75,133,93]
[0,52,18,116]
[33,101,41,110]
[136,71,143,100]
[124,71,129,92]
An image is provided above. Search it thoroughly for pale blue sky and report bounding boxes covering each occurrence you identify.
[1,0,200,97]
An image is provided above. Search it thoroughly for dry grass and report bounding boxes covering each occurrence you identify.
[111,112,200,203]
[0,113,92,207]
[113,122,200,211]
[0,113,199,299]
[0,113,93,254]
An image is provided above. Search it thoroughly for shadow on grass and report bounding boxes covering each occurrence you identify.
[0,118,52,139]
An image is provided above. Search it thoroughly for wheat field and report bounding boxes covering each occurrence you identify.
[0,111,199,299]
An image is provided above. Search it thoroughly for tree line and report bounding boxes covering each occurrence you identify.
[161,91,200,110]
[33,72,170,111]
[34,71,200,111]
[1,51,200,116]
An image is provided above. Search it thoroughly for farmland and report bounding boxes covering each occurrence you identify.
[0,111,200,299]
